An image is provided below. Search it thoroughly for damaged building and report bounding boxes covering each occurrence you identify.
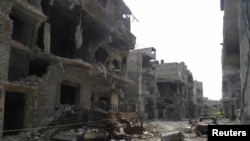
[220,0,242,122]
[0,0,136,138]
[192,80,203,118]
[124,47,158,119]
[154,62,197,120]
[202,97,221,117]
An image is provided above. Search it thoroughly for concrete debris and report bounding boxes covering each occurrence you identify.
[190,117,218,136]
[2,128,57,141]
[143,131,154,138]
[14,75,43,85]
[50,128,86,141]
[106,112,144,140]
[161,131,184,141]
[0,0,220,140]
[39,104,76,127]
[182,127,193,133]
[95,62,108,78]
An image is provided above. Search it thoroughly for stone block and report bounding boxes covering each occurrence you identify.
[161,131,184,141]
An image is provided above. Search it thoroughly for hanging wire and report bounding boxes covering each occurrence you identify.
[0,118,114,133]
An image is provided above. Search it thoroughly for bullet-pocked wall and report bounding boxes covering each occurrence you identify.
[0,0,135,137]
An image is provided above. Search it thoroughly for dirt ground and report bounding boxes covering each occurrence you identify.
[132,120,207,141]
[2,118,236,141]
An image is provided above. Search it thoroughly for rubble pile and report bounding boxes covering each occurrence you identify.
[39,104,81,127]
[142,120,207,141]
[161,131,184,141]
[2,105,109,141]
[2,128,58,141]
[14,75,42,85]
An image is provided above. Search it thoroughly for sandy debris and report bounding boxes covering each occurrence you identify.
[140,120,207,141]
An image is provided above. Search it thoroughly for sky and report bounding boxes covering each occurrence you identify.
[124,0,224,100]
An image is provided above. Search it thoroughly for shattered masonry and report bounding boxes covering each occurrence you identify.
[0,0,209,139]
[124,47,158,119]
[154,62,202,120]
[221,0,250,123]
[124,49,205,120]
[0,0,135,137]
[220,0,241,122]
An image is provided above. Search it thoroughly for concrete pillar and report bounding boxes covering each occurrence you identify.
[80,84,91,110]
[0,2,12,81]
[44,23,51,53]
[236,108,241,124]
[111,91,118,112]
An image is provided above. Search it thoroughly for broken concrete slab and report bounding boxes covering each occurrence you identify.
[161,131,184,141]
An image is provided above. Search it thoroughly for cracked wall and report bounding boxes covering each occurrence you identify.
[155,62,197,120]
[0,0,135,137]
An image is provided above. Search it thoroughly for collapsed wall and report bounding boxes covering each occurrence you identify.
[0,0,135,138]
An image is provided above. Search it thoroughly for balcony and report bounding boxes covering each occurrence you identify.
[82,0,136,49]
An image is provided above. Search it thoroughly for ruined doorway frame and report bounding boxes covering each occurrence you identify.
[3,91,25,136]
[60,82,80,105]
[0,82,38,137]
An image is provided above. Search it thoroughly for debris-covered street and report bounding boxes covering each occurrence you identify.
[0,0,249,140]
[1,119,207,141]
[0,104,236,141]
[136,120,207,141]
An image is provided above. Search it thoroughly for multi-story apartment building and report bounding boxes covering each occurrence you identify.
[0,0,135,137]
[124,47,158,119]
[155,62,195,120]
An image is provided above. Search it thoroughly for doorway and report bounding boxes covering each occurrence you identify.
[3,91,25,136]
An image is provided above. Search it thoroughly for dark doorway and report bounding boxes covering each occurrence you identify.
[3,91,25,136]
[60,84,79,105]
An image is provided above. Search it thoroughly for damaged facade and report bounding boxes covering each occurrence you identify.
[124,47,158,119]
[0,0,135,138]
[192,81,203,118]
[202,97,221,117]
[154,62,198,120]
[124,49,204,120]
[220,0,241,121]
[220,0,247,122]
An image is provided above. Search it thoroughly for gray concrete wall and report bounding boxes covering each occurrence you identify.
[239,0,250,123]
[222,69,240,98]
[221,0,241,121]
[192,80,203,117]
[126,47,157,118]
[0,43,10,81]
[155,62,187,84]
